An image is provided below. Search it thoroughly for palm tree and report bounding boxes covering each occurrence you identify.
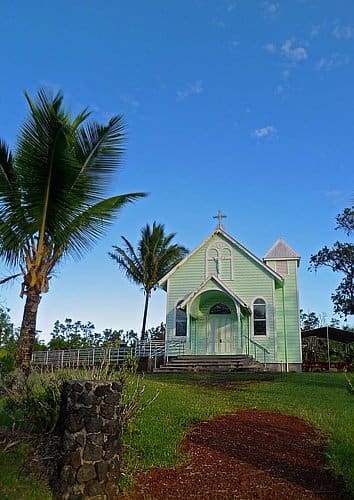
[0,89,145,373]
[109,222,188,339]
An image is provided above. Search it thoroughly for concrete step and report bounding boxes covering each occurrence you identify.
[154,355,264,373]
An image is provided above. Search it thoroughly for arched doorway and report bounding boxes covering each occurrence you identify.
[207,303,234,354]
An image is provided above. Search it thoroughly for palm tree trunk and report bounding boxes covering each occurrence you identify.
[16,287,41,375]
[141,292,150,341]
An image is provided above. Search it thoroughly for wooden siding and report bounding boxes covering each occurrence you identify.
[267,259,301,364]
[165,232,301,363]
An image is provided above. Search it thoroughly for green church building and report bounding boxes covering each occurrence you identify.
[159,216,302,372]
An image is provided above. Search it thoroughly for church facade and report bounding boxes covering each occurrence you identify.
[159,224,302,372]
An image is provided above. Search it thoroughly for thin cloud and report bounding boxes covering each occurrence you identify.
[322,189,343,199]
[176,81,203,101]
[274,85,284,95]
[333,23,354,39]
[120,94,140,110]
[316,54,350,71]
[253,125,277,138]
[263,1,279,15]
[230,40,240,49]
[281,39,308,62]
[310,25,321,37]
[264,42,276,53]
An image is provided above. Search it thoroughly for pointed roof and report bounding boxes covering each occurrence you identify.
[179,274,250,311]
[158,227,283,287]
[264,238,300,260]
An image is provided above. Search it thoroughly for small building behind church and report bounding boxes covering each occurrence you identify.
[159,221,302,372]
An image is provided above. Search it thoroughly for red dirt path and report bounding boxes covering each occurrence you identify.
[127,410,351,499]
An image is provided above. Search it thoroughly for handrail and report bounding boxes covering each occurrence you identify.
[241,334,269,369]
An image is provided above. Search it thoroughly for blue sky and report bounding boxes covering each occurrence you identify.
[1,0,353,340]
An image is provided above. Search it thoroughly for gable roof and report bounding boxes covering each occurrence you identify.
[179,274,250,311]
[158,227,283,287]
[263,238,300,260]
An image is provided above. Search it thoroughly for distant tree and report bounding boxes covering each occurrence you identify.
[0,304,16,351]
[145,322,166,341]
[0,89,145,374]
[300,310,320,331]
[109,222,188,339]
[309,204,354,318]
[48,318,97,350]
[336,206,354,235]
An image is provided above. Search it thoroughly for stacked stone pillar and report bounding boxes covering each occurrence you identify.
[54,380,122,500]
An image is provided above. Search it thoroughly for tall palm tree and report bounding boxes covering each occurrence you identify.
[109,222,188,339]
[0,89,145,373]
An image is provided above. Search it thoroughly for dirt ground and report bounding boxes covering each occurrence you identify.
[127,410,351,499]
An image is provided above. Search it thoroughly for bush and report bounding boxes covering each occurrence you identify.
[1,370,62,433]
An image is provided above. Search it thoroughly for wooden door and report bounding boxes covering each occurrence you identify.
[208,314,233,354]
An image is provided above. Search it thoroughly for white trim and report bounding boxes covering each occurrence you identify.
[294,260,302,363]
[179,274,250,311]
[159,228,284,287]
[251,296,268,338]
[272,280,277,358]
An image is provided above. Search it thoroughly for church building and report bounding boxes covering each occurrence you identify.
[159,213,302,372]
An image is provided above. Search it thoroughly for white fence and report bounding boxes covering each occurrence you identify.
[31,339,185,368]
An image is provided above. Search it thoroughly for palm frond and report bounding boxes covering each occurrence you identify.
[57,192,146,260]
[73,115,126,198]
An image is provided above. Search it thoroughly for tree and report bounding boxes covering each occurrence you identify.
[0,89,145,373]
[48,318,97,350]
[300,310,320,331]
[0,303,15,351]
[109,222,188,339]
[309,204,354,318]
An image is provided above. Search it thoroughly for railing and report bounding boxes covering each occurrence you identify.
[31,346,132,368]
[241,334,270,369]
[31,339,184,369]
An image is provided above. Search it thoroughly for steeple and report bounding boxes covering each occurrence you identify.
[264,238,300,261]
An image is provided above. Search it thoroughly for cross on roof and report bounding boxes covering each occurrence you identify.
[213,209,227,229]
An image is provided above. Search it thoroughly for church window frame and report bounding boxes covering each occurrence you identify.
[252,297,267,336]
[205,242,233,280]
[175,300,187,337]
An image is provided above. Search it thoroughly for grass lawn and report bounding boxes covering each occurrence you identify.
[0,443,52,499]
[0,371,353,498]
[125,372,354,494]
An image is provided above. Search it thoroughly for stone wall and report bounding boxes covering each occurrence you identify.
[54,380,122,500]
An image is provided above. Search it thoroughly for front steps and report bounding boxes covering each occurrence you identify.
[154,355,265,373]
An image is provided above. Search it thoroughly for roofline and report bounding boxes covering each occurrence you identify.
[263,238,301,260]
[159,227,284,286]
[179,274,250,310]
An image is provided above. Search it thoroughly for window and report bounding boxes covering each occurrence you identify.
[175,301,187,336]
[206,244,232,279]
[253,298,266,335]
[207,248,218,276]
[209,303,231,315]
[220,247,232,280]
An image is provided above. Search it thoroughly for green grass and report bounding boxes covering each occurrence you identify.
[124,372,354,494]
[0,444,52,499]
[0,371,353,498]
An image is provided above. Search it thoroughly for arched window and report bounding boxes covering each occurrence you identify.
[209,303,231,315]
[220,247,232,280]
[207,247,218,276]
[253,298,266,335]
[175,301,187,336]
